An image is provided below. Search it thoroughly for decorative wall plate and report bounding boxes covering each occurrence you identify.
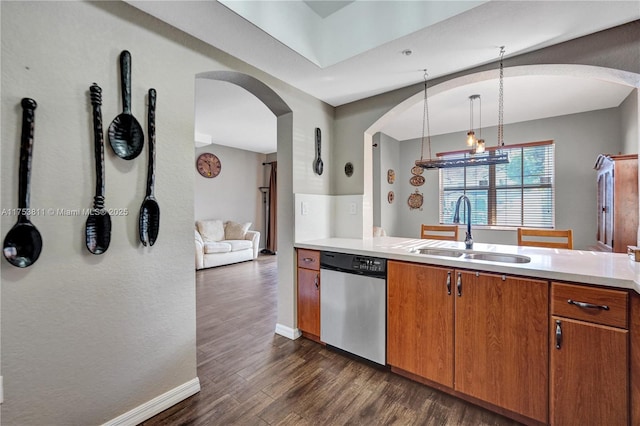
[387,191,394,204]
[408,189,423,211]
[410,175,426,187]
[411,166,424,176]
[344,162,354,177]
[387,169,395,184]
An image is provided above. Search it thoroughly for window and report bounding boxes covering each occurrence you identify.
[439,141,554,228]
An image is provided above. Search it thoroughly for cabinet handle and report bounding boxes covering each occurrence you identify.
[567,299,609,311]
[456,273,462,297]
[555,320,562,349]
[314,274,319,289]
[446,271,452,295]
[303,257,314,263]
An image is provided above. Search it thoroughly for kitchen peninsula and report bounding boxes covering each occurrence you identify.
[295,237,640,426]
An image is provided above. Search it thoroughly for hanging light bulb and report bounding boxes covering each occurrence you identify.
[466,95,479,147]
[474,94,485,153]
[467,94,482,152]
[466,131,476,146]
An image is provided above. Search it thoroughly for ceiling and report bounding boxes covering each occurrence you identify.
[127,1,639,153]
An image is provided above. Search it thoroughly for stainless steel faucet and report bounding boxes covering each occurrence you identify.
[453,195,473,249]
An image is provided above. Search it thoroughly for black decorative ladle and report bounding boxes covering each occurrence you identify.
[139,88,160,246]
[314,127,323,175]
[86,84,112,255]
[108,50,144,160]
[3,98,43,267]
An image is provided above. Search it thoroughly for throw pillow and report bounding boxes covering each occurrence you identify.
[196,219,225,242]
[224,221,251,240]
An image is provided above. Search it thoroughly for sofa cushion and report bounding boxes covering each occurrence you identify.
[203,241,232,254]
[227,240,253,252]
[224,221,252,240]
[224,240,253,251]
[197,219,225,242]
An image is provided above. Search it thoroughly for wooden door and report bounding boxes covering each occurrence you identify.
[297,268,320,336]
[387,261,454,387]
[454,271,549,423]
[550,317,628,426]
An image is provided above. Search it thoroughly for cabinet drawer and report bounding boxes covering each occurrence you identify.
[297,249,320,270]
[551,282,628,328]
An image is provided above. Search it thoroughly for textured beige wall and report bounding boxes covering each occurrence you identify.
[0,1,332,424]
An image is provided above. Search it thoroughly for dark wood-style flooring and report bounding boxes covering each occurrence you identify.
[142,255,521,425]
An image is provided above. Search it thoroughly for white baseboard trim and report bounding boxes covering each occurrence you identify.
[103,377,201,426]
[275,323,302,340]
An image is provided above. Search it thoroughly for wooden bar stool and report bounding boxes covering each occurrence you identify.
[517,228,573,249]
[421,225,459,241]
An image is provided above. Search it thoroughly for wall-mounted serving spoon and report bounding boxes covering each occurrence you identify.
[314,127,323,175]
[3,98,43,267]
[108,50,144,160]
[139,88,160,246]
[86,84,112,254]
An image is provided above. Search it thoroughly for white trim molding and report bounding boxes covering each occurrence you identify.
[275,323,302,340]
[103,377,201,426]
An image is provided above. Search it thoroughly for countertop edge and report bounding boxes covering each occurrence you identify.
[295,237,640,294]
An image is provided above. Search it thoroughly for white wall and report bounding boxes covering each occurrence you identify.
[194,144,266,247]
[372,132,401,236]
[0,1,333,424]
[387,108,622,250]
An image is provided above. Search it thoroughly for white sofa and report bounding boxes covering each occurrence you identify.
[195,219,260,270]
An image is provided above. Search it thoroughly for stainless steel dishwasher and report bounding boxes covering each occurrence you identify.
[320,251,387,365]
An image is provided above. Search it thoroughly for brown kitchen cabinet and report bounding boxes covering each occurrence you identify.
[297,249,321,341]
[387,262,549,423]
[550,282,629,426]
[594,154,638,253]
[455,271,549,423]
[387,261,454,387]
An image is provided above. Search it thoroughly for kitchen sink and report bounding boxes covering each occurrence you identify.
[410,248,464,258]
[463,253,531,264]
[410,247,531,264]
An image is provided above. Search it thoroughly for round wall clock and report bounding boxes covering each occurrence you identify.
[196,153,221,178]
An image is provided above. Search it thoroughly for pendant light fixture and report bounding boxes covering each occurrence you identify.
[466,94,486,154]
[416,46,509,170]
[466,94,478,147]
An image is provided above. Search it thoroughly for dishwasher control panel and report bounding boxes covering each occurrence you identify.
[320,251,386,278]
[352,256,385,273]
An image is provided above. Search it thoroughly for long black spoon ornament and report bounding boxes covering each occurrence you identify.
[108,50,144,160]
[3,98,43,267]
[86,84,112,254]
[139,88,160,246]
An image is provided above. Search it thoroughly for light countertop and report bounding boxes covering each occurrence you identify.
[295,237,640,293]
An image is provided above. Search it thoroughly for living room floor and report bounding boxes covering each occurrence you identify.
[142,255,520,425]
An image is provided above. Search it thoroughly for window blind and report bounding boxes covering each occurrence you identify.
[439,142,555,228]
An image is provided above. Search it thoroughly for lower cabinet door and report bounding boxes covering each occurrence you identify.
[387,261,454,387]
[297,268,320,337]
[454,272,549,423]
[550,316,628,426]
